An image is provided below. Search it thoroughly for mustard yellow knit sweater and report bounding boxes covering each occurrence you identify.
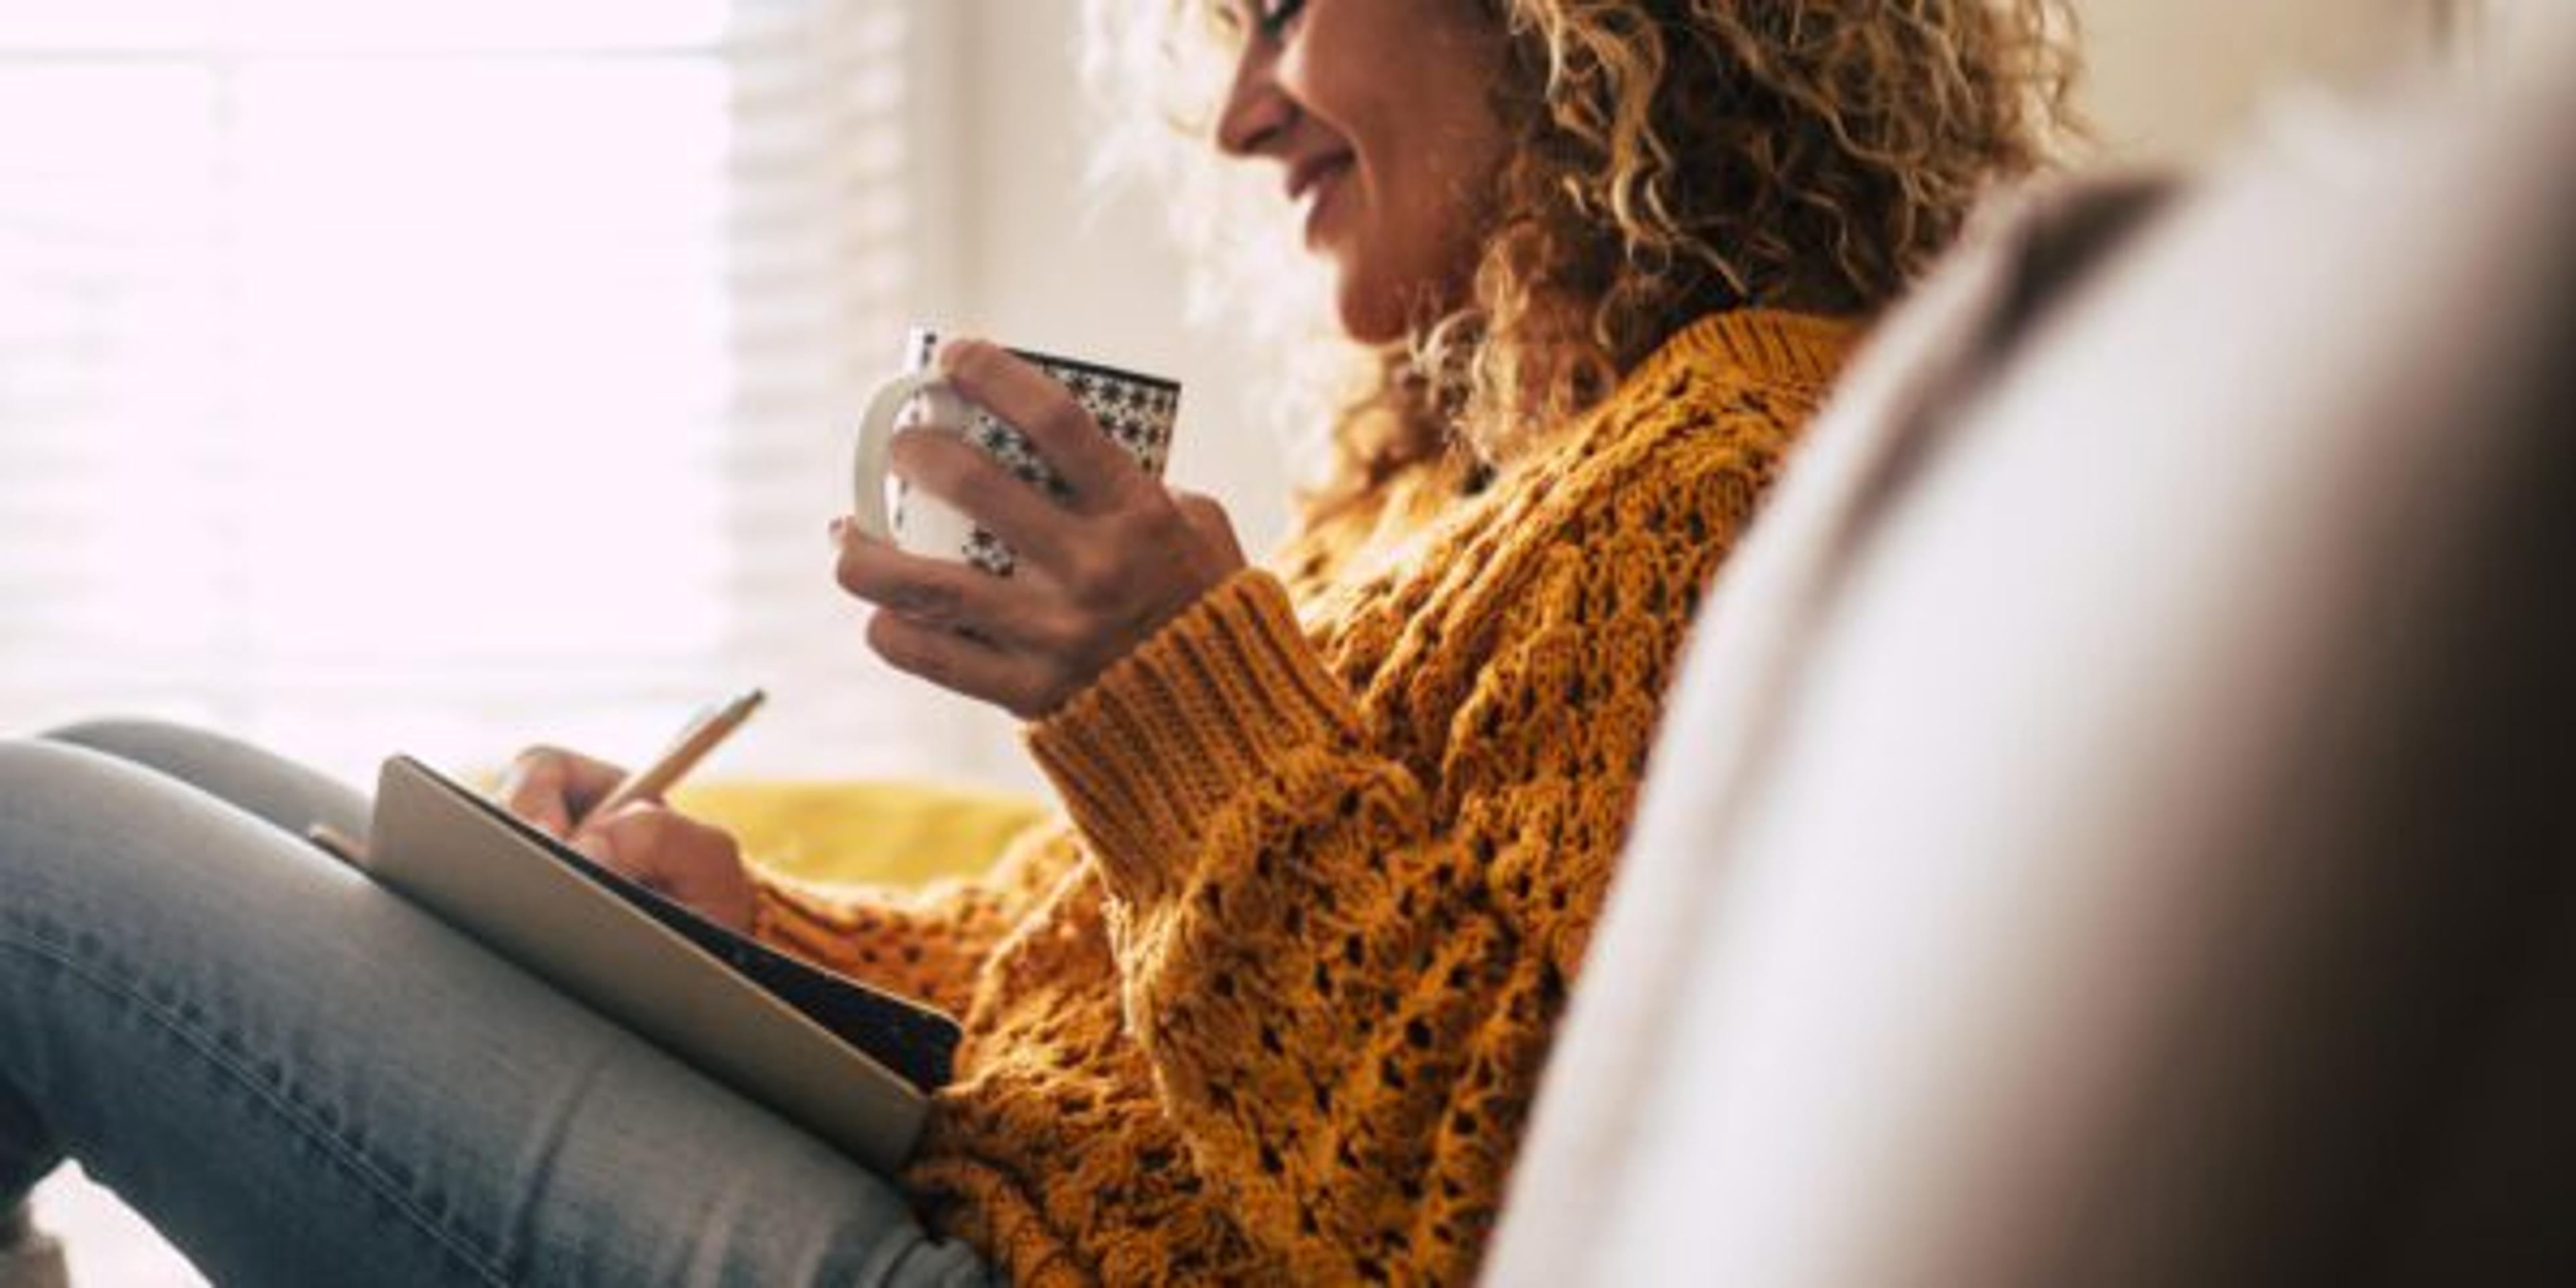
[752,310,1856,1285]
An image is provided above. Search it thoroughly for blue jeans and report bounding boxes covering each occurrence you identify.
[0,720,995,1287]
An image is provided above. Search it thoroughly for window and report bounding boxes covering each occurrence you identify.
[0,0,1005,785]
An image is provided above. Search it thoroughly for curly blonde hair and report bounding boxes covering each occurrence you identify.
[1084,0,2080,511]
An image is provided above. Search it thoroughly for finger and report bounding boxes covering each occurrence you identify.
[572,803,700,888]
[936,339,1141,512]
[502,745,631,833]
[498,747,578,837]
[560,751,633,818]
[888,427,1079,558]
[867,610,1063,719]
[577,804,753,931]
[834,524,1063,646]
[1171,489,1246,566]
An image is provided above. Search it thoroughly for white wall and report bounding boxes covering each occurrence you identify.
[2078,0,2449,159]
[927,0,1289,555]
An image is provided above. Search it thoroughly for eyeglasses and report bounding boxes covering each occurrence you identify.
[1221,0,1308,45]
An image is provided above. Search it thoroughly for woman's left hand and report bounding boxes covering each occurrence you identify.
[833,339,1248,720]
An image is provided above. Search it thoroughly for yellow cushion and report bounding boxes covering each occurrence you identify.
[670,778,1046,888]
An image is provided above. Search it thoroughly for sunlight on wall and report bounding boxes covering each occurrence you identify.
[2080,0,2446,158]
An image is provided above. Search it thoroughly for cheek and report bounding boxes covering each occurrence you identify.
[1371,112,1506,279]
[1373,161,1467,271]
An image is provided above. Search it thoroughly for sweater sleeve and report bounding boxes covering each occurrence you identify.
[1026,423,1775,1283]
[749,824,1081,1017]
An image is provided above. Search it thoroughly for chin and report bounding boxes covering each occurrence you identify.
[1332,263,1424,347]
[1326,230,1472,345]
[1338,303,1408,346]
[1332,276,1405,345]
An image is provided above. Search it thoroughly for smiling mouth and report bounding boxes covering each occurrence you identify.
[1288,155,1354,242]
[1286,154,1353,209]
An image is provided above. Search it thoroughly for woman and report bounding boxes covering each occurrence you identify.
[0,1,2070,1283]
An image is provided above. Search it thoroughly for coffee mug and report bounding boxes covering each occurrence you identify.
[851,328,1181,575]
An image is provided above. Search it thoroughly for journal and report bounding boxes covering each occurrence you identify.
[354,755,960,1173]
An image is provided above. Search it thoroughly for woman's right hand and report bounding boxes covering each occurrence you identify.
[496,745,757,935]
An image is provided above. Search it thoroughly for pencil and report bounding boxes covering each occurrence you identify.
[582,688,767,826]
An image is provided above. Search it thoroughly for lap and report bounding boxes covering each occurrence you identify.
[43,717,370,841]
[0,729,987,1287]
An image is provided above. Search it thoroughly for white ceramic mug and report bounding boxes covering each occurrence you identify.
[851,329,1181,575]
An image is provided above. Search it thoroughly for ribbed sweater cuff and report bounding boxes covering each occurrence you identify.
[1028,570,1360,906]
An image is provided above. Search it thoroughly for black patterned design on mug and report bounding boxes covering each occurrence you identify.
[896,355,1180,576]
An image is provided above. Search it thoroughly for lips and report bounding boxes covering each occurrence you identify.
[1285,152,1354,209]
[1286,153,1354,244]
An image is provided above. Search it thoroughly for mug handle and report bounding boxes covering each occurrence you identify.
[850,372,943,541]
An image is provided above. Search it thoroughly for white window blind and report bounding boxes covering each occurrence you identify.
[0,0,1006,786]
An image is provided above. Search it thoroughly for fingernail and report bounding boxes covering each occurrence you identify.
[932,337,983,378]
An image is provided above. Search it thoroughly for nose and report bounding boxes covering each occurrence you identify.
[1214,38,1293,158]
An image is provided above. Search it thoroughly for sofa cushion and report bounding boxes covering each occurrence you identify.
[674,780,1043,888]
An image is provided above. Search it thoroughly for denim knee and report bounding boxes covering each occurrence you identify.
[0,737,197,906]
[40,716,205,761]
[0,742,107,1201]
[0,737,133,819]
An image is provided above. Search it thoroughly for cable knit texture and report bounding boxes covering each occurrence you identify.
[752,311,1856,1284]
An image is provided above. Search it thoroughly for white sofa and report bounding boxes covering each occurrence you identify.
[1490,19,2576,1286]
